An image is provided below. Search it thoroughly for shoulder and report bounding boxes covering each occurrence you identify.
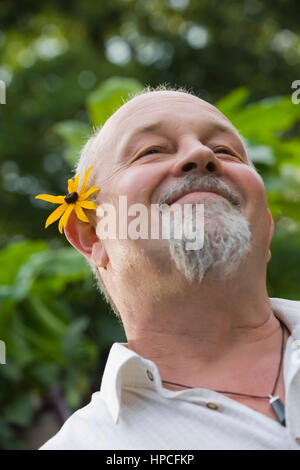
[39,391,114,450]
[270,297,300,334]
[270,297,300,311]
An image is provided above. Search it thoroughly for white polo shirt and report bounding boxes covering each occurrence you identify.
[39,297,300,450]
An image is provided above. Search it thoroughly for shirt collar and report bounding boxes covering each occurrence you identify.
[100,342,162,423]
[269,297,300,338]
[100,297,300,424]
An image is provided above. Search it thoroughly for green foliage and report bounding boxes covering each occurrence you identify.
[52,121,91,167]
[1,78,300,451]
[0,239,125,449]
[216,88,300,222]
[216,88,300,299]
[87,76,144,126]
[0,1,299,449]
[267,224,300,300]
[52,77,144,168]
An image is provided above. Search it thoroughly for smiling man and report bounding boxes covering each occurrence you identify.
[39,85,300,450]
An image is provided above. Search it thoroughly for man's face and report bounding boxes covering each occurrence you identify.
[94,91,272,280]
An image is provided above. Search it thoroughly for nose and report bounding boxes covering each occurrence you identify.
[170,140,222,178]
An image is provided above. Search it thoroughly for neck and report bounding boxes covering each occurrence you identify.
[120,258,284,388]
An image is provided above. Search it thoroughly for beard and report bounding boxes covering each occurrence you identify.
[163,196,252,284]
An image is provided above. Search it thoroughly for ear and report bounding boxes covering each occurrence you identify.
[64,210,109,268]
[267,208,274,263]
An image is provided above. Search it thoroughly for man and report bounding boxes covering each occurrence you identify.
[39,86,300,450]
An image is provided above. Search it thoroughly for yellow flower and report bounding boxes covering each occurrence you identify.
[35,166,100,234]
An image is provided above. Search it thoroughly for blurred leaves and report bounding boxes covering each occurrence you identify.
[52,76,144,168]
[216,87,300,223]
[1,0,300,243]
[1,79,299,448]
[0,0,299,449]
[87,76,144,126]
[52,120,91,167]
[0,239,125,449]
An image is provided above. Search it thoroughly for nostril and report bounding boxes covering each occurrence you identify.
[182,162,197,172]
[206,161,215,172]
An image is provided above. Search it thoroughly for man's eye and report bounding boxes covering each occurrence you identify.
[214,147,242,160]
[138,147,161,158]
[214,147,233,155]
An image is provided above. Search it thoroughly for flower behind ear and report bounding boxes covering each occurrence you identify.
[35,166,100,234]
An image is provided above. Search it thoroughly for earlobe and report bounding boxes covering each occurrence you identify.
[64,210,106,266]
[91,241,109,268]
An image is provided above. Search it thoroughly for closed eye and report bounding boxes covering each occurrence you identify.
[214,147,234,155]
[138,147,162,158]
[214,147,243,160]
[136,146,241,160]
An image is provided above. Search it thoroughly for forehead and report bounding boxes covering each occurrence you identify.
[93,92,243,179]
[102,92,235,143]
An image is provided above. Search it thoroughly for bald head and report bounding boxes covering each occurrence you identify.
[76,88,254,194]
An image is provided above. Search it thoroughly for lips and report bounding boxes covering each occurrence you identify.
[167,189,228,206]
[158,179,242,209]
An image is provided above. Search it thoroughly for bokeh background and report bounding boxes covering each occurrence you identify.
[0,0,299,450]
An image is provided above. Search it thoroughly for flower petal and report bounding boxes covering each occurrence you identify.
[58,204,74,234]
[81,186,100,200]
[45,203,68,228]
[67,178,74,193]
[78,167,93,197]
[74,203,89,223]
[73,174,80,192]
[35,194,65,204]
[78,200,98,210]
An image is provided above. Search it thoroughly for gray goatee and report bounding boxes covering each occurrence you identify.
[158,175,252,283]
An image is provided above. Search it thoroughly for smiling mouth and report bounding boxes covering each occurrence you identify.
[170,191,227,205]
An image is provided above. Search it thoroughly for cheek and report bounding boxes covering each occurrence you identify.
[231,166,267,209]
[112,164,165,203]
[231,166,270,240]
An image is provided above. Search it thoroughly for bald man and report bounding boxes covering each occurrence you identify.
[39,87,300,450]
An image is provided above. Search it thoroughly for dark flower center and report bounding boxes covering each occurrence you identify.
[65,192,78,204]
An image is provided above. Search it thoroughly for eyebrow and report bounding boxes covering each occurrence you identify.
[120,119,241,155]
[121,121,168,151]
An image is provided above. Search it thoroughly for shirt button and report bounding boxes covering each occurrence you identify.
[146,369,154,381]
[206,402,219,410]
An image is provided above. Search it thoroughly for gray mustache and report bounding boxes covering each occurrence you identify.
[158,174,241,208]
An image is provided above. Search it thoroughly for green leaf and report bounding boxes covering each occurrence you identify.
[245,139,275,165]
[216,86,249,117]
[87,77,144,126]
[10,248,89,301]
[229,96,300,143]
[53,120,91,167]
[26,296,67,336]
[0,240,46,286]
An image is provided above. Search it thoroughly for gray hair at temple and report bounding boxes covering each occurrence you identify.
[73,83,260,318]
